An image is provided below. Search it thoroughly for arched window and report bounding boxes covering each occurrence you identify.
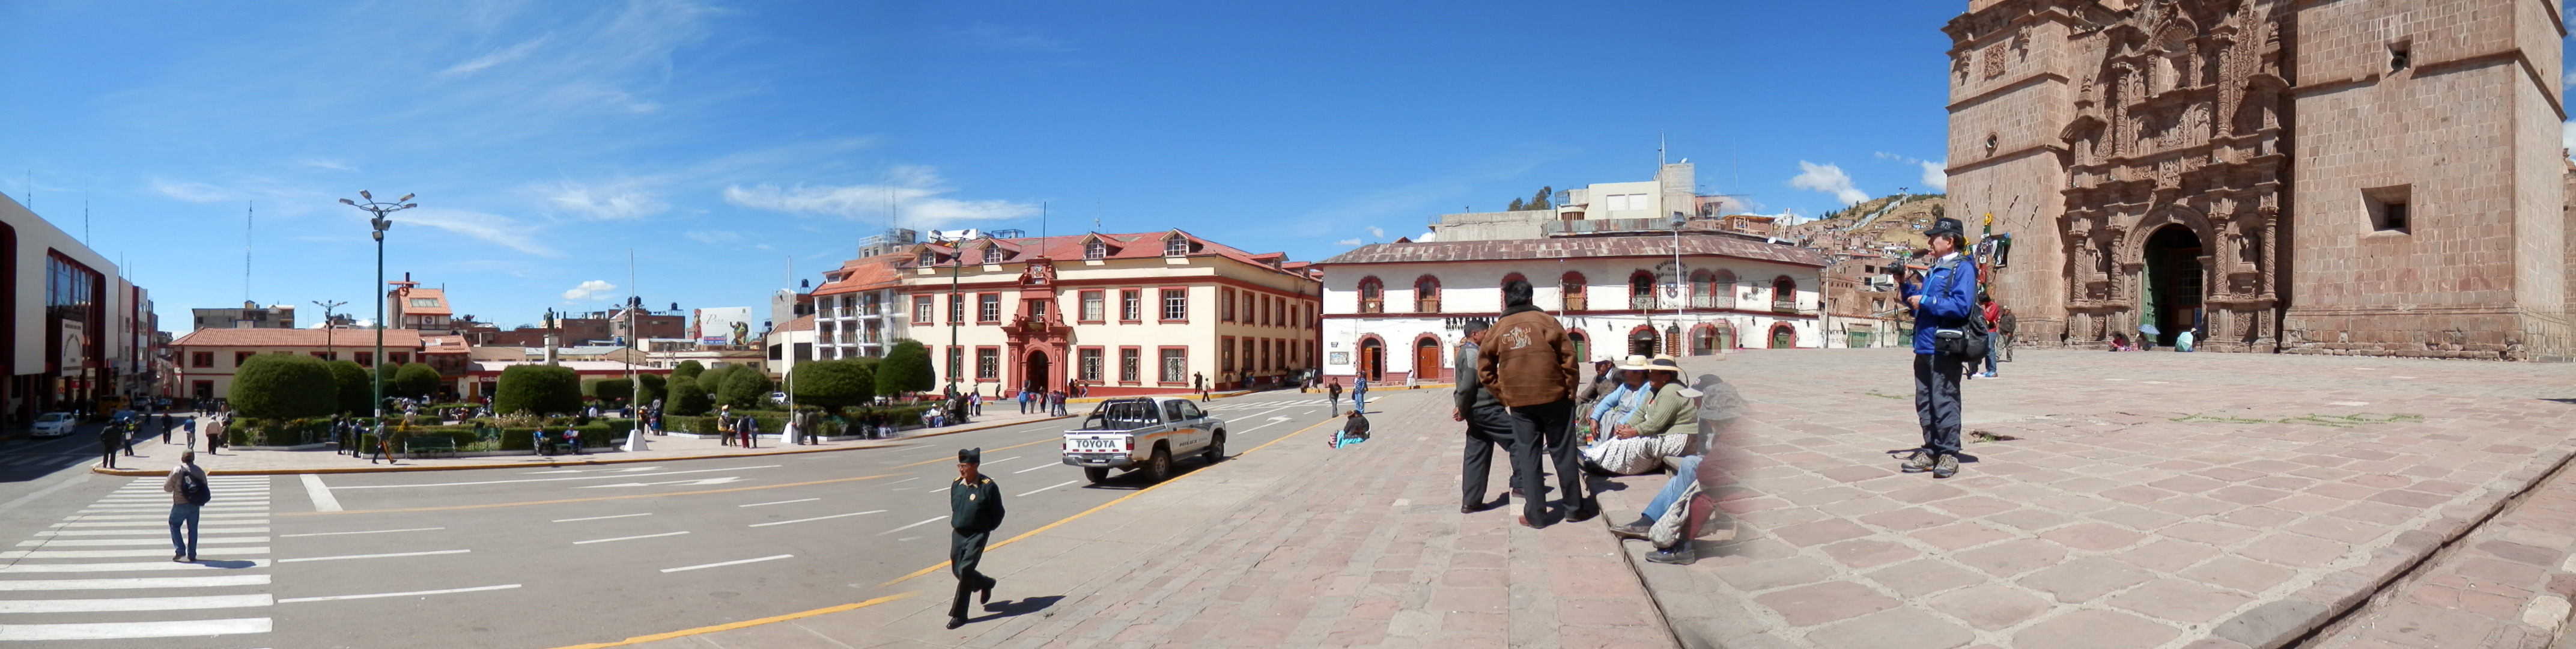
[1629,270,1656,311]
[1356,277,1385,314]
[1689,270,1716,308]
[1560,272,1588,311]
[1772,276,1799,311]
[1690,324,1718,356]
[1711,270,1737,308]
[1414,275,1442,313]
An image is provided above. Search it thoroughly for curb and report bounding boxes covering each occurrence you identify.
[87,414,1075,477]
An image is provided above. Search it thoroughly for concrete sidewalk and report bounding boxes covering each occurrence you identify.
[87,410,1072,476]
[594,389,1672,649]
[1629,349,2576,649]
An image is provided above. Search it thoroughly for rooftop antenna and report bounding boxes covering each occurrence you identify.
[1659,130,1667,168]
[1040,201,1047,242]
[244,201,255,304]
[82,194,90,246]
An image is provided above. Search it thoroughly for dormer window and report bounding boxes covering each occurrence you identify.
[1085,241,1106,260]
[1164,237,1189,257]
[917,251,936,267]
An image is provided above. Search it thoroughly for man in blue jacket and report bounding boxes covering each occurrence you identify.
[1899,218,1978,478]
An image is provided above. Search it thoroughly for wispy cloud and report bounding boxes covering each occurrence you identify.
[684,230,744,245]
[1873,152,1948,192]
[400,207,560,257]
[146,178,243,204]
[561,279,617,300]
[1790,161,1868,206]
[1366,226,1385,239]
[536,179,664,221]
[302,159,360,173]
[440,37,550,77]
[723,165,1037,229]
[1414,231,1437,242]
[1335,239,1362,246]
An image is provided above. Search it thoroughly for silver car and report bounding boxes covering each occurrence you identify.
[1061,397,1227,484]
[29,412,74,438]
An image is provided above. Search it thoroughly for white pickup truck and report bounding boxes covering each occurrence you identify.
[1060,397,1228,484]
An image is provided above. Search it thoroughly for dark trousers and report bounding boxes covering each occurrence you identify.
[1913,352,1965,456]
[100,443,117,469]
[1461,404,1519,508]
[949,531,994,620]
[1508,398,1587,522]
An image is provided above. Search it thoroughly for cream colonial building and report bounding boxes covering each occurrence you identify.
[893,230,1320,397]
[1314,236,1828,385]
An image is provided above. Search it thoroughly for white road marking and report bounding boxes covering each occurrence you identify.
[53,519,267,528]
[0,560,272,574]
[19,537,267,547]
[300,474,341,512]
[986,456,1020,465]
[884,477,922,486]
[738,498,818,508]
[574,531,690,544]
[84,502,270,508]
[1016,480,1080,497]
[0,574,270,591]
[277,527,445,538]
[278,583,521,603]
[53,513,264,522]
[553,513,652,523]
[1012,463,1054,474]
[278,549,469,563]
[660,554,792,573]
[879,516,947,535]
[0,547,268,559]
[575,476,746,489]
[747,511,886,528]
[929,486,950,493]
[0,593,273,614]
[0,617,270,640]
[331,465,782,489]
[37,528,269,537]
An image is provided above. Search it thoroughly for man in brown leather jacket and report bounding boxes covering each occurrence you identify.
[1476,278,1594,527]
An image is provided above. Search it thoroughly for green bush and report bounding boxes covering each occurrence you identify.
[494,365,583,416]
[673,360,705,381]
[229,355,336,419]
[791,359,875,410]
[669,376,712,416]
[635,374,667,406]
[876,339,935,397]
[326,361,372,415]
[232,417,334,446]
[716,367,774,410]
[588,378,633,404]
[392,362,442,400]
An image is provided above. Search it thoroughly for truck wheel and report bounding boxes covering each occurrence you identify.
[1083,466,1110,484]
[1145,445,1174,482]
[1203,431,1226,463]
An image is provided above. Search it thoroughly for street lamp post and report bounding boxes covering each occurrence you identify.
[312,299,348,454]
[339,192,415,456]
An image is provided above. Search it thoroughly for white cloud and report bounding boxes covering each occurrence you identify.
[1365,226,1385,239]
[562,279,617,300]
[1414,231,1438,242]
[1334,239,1363,246]
[1919,160,1949,192]
[399,207,561,257]
[723,165,1037,229]
[1790,161,1870,206]
[303,159,360,172]
[145,178,242,204]
[440,37,550,77]
[684,230,744,245]
[538,179,664,221]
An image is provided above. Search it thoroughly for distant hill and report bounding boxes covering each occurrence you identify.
[1781,193,1947,255]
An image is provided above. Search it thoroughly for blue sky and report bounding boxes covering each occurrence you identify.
[0,0,1968,330]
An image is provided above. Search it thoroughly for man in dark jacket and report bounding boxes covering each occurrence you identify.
[947,447,1004,629]
[1477,278,1594,527]
[1454,321,1520,513]
[98,423,120,470]
[1999,307,2019,362]
[1900,218,1979,479]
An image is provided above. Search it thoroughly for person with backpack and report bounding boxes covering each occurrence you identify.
[163,451,210,562]
[1898,218,1980,479]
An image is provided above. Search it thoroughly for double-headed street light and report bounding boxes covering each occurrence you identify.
[339,191,415,445]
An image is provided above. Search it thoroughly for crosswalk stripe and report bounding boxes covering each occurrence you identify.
[19,537,267,547]
[0,593,272,614]
[0,574,270,591]
[51,513,264,522]
[0,547,267,559]
[35,528,269,537]
[50,520,269,528]
[0,617,270,640]
[0,559,271,574]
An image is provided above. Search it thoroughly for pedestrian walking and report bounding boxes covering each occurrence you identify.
[158,413,173,444]
[1477,277,1594,528]
[370,422,393,464]
[969,392,982,416]
[121,418,139,456]
[163,451,209,562]
[1193,373,1208,402]
[1454,321,1521,513]
[1999,307,2018,362]
[183,416,198,451]
[1978,294,2001,378]
[1353,376,1370,413]
[1899,217,1979,480]
[97,423,120,469]
[1327,379,1342,416]
[947,448,1004,629]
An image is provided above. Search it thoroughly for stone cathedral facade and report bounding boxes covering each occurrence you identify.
[1943,0,2573,360]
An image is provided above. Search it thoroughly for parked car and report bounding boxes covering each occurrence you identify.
[1060,397,1227,484]
[29,412,75,438]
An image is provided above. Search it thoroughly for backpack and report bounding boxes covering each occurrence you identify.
[1930,258,1989,360]
[178,468,211,506]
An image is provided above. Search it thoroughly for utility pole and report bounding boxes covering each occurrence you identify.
[339,191,415,446]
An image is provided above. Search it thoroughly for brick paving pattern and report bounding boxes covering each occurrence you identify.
[1633,349,2576,649]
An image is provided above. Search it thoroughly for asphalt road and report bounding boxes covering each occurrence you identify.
[0,391,1350,648]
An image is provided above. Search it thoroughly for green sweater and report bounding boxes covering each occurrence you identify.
[1623,382,1698,439]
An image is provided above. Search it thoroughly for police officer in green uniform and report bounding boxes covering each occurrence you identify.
[947,447,1004,629]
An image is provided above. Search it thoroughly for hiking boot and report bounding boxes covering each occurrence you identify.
[1933,454,1960,479]
[1609,523,1652,541]
[1900,451,1936,473]
[1645,544,1697,565]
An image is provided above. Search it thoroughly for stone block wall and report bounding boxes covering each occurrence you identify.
[1945,2,2079,346]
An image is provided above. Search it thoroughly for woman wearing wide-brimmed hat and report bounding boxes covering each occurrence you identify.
[1584,355,1699,476]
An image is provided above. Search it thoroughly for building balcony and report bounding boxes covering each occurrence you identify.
[1629,296,1657,311]
[1772,299,1800,313]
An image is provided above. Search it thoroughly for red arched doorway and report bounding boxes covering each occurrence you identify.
[1413,335,1442,382]
[1357,337,1385,382]
[1768,323,1797,349]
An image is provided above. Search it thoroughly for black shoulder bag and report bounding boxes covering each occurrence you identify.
[1930,259,1988,360]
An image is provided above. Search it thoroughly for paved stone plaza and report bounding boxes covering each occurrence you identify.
[1643,348,2576,649]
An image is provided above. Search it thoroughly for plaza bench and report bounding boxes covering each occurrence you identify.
[403,437,457,459]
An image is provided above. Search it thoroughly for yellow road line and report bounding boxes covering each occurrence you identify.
[879,414,1340,588]
[275,474,904,516]
[546,591,917,649]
